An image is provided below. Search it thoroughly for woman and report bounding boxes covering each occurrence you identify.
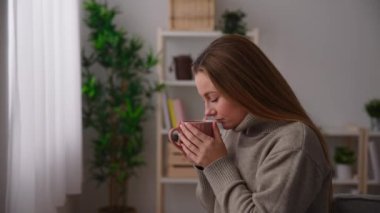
[177,34,332,213]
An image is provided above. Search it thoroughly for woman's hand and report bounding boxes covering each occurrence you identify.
[178,121,227,168]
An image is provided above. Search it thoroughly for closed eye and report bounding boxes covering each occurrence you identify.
[204,92,219,103]
[210,97,218,103]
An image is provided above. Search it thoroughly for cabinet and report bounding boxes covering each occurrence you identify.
[322,127,380,194]
[155,28,259,213]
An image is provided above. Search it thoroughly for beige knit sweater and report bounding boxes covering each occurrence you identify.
[195,114,332,213]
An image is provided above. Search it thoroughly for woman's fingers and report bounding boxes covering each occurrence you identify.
[183,122,211,142]
[180,141,198,162]
[212,121,222,141]
[179,122,221,166]
[180,123,203,145]
[178,132,198,155]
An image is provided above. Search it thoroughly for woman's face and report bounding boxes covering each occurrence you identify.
[195,72,248,129]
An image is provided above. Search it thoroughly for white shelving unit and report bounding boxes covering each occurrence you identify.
[154,28,380,212]
[322,127,380,194]
[366,130,380,194]
[322,127,364,193]
[155,28,259,213]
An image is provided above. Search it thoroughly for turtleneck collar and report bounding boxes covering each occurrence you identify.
[233,113,289,135]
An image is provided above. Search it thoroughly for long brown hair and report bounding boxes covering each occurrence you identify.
[192,34,330,165]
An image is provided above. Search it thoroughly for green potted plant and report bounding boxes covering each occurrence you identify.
[365,99,380,131]
[81,1,163,212]
[220,9,247,35]
[334,146,356,180]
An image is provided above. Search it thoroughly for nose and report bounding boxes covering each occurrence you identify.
[204,103,216,117]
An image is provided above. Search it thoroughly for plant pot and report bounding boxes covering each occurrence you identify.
[98,206,137,213]
[335,164,353,180]
[370,117,380,132]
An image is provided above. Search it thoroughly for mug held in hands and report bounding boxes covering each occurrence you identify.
[168,120,214,150]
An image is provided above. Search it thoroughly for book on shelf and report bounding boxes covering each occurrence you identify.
[166,97,186,128]
[173,98,186,125]
[368,140,380,181]
[161,93,171,129]
[167,98,177,128]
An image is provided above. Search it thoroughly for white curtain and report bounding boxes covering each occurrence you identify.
[6,0,82,212]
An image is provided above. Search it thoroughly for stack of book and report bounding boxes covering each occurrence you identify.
[162,93,186,129]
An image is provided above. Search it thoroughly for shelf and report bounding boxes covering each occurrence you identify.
[161,177,197,184]
[161,28,259,39]
[158,28,260,48]
[368,179,380,186]
[321,128,360,137]
[333,178,359,185]
[369,131,380,137]
[161,30,224,38]
[164,80,195,87]
[322,128,380,137]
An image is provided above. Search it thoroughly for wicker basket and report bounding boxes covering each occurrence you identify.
[169,0,215,31]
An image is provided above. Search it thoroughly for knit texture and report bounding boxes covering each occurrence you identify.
[196,114,332,213]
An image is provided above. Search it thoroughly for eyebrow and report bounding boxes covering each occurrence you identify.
[204,91,218,98]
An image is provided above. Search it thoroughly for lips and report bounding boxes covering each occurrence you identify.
[215,119,224,123]
[205,117,224,124]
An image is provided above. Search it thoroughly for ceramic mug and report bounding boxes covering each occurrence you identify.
[168,121,214,145]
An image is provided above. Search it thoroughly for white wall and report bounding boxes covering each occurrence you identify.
[90,0,380,128]
[78,0,380,213]
[0,0,8,212]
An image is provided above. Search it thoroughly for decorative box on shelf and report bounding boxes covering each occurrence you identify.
[166,142,197,178]
[169,0,215,31]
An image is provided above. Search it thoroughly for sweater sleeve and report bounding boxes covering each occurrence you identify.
[203,149,328,213]
[195,168,215,213]
[195,127,231,213]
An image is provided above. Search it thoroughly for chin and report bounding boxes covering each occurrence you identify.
[221,123,233,130]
